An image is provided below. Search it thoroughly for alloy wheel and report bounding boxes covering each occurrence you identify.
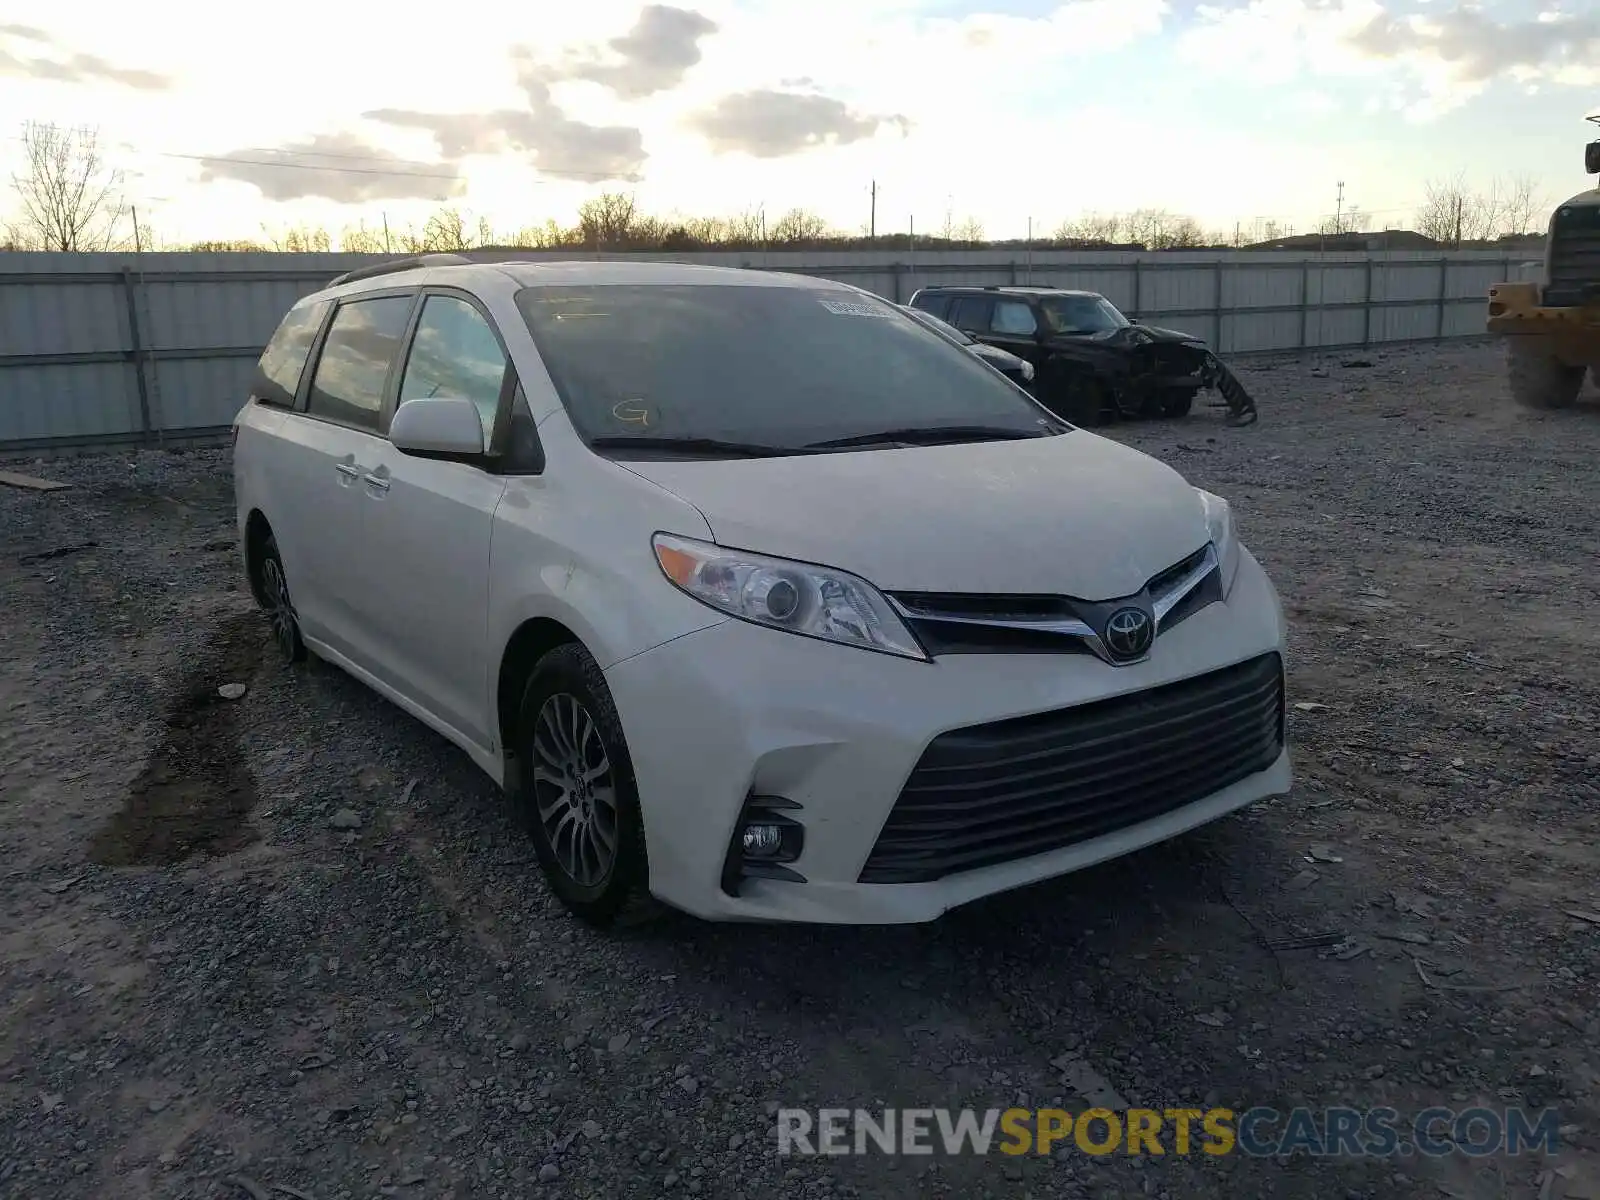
[530,693,619,887]
[261,555,300,660]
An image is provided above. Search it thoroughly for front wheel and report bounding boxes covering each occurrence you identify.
[514,643,649,927]
[1506,337,1583,410]
[1162,389,1197,418]
[1047,369,1110,426]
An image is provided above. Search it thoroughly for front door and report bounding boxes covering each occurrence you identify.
[984,297,1046,372]
[358,291,511,751]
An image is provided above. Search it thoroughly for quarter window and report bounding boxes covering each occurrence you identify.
[306,295,414,431]
[255,299,329,407]
[397,294,510,444]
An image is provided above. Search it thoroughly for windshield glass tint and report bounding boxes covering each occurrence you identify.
[516,284,1055,450]
[1040,295,1129,334]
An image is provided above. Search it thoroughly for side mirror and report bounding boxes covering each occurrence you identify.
[1587,140,1600,176]
[390,396,485,460]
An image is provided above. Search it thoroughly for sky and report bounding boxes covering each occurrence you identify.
[1,0,1597,245]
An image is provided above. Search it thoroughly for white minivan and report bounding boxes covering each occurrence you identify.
[233,255,1291,927]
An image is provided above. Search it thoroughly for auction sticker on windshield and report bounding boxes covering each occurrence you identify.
[818,299,895,318]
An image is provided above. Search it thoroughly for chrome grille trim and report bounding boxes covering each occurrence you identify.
[887,542,1220,663]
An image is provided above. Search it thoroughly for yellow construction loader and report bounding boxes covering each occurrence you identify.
[1486,108,1600,409]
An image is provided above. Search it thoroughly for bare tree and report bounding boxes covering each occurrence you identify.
[1496,173,1545,237]
[1317,205,1373,236]
[187,238,269,251]
[1054,212,1123,244]
[770,208,829,243]
[261,223,332,252]
[577,192,639,248]
[952,215,984,244]
[723,206,765,244]
[9,121,127,251]
[1415,173,1502,246]
[2,218,38,250]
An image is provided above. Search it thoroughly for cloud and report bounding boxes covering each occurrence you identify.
[551,4,719,100]
[687,89,910,158]
[197,133,464,203]
[1179,1,1600,118]
[360,41,650,182]
[1347,6,1600,87]
[0,23,172,89]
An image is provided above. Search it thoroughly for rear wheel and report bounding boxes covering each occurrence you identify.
[1506,337,1583,410]
[256,532,306,663]
[513,643,648,927]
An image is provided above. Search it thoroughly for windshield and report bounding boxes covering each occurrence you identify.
[900,305,974,346]
[516,284,1058,454]
[1039,294,1130,335]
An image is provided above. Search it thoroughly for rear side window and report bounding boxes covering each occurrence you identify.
[913,293,952,320]
[254,299,329,407]
[306,295,414,431]
[950,296,994,333]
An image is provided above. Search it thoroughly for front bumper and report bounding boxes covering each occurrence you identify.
[604,546,1290,924]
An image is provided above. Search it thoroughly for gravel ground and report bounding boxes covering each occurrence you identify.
[2,338,1599,1200]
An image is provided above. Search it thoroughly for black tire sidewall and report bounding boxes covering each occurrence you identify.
[259,533,306,662]
[514,643,647,924]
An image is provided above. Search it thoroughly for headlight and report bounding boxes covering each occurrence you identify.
[652,533,928,660]
[1197,489,1241,596]
[1126,328,1153,345]
[1020,360,1035,382]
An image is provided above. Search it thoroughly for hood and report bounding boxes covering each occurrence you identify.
[622,432,1209,598]
[1131,322,1206,345]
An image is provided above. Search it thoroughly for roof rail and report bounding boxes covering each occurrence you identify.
[327,252,473,288]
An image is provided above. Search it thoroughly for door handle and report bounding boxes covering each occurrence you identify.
[335,462,360,479]
[363,472,391,492]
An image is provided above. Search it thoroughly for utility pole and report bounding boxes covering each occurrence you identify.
[131,204,142,253]
[1335,180,1345,234]
[382,212,392,253]
[869,180,877,241]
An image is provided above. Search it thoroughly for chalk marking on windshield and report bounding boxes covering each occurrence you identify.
[818,299,894,318]
[612,400,651,426]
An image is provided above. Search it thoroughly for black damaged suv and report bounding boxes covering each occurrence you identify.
[908,284,1227,425]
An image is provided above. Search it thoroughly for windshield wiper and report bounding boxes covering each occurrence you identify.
[805,424,1053,450]
[588,435,803,458]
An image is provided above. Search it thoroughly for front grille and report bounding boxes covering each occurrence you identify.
[888,543,1217,658]
[858,652,1284,884]
[1546,205,1600,306]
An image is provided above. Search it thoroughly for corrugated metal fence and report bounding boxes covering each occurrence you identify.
[0,248,1532,454]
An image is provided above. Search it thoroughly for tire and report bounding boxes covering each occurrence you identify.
[1162,389,1196,418]
[1050,369,1109,427]
[1506,338,1583,410]
[513,643,648,927]
[255,532,306,663]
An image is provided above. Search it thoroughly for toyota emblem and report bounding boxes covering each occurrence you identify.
[1104,606,1154,661]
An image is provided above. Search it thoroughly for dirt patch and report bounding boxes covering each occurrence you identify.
[89,611,264,867]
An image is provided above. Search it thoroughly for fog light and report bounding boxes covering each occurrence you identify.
[721,796,806,896]
[741,822,785,857]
